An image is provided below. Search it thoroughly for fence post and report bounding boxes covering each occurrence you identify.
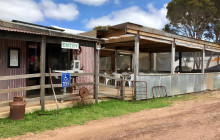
[40,35,46,110]
[94,45,99,103]
[120,80,125,100]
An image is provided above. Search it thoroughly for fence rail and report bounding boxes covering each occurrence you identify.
[0,73,41,81]
[0,73,95,94]
[0,73,94,81]
[0,93,94,107]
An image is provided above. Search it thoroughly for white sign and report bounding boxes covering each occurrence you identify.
[61,42,79,49]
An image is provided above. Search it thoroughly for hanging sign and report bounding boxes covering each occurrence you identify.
[62,73,71,87]
[61,42,79,49]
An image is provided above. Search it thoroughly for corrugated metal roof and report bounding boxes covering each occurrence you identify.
[79,30,97,38]
[0,20,98,42]
[0,26,44,35]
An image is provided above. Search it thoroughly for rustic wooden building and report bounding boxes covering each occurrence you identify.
[82,22,220,100]
[0,20,99,110]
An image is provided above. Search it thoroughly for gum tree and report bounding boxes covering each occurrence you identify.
[165,0,218,70]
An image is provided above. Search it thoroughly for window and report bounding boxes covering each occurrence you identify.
[8,48,20,68]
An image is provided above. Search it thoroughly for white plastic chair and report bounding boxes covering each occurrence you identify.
[104,72,111,85]
[112,73,121,87]
[127,74,134,87]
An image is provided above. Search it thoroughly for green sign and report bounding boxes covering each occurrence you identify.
[61,42,79,49]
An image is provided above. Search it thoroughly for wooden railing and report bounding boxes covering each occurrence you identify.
[0,73,94,94]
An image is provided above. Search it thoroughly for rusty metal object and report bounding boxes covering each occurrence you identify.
[9,96,26,120]
[79,87,89,98]
[152,86,167,98]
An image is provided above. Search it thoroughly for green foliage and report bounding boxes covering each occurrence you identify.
[204,0,220,43]
[162,24,179,35]
[166,0,217,39]
[0,94,196,138]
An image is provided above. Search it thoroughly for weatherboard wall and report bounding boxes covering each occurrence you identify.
[0,39,27,100]
[77,46,94,91]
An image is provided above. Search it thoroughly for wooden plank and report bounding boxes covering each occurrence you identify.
[140,36,172,45]
[149,53,152,70]
[98,74,122,80]
[94,47,99,103]
[120,80,125,100]
[0,98,13,107]
[150,53,156,71]
[202,45,205,73]
[0,73,93,82]
[104,36,135,44]
[218,53,220,70]
[0,73,41,81]
[126,23,219,48]
[134,33,139,76]
[44,83,94,89]
[71,82,95,86]
[127,28,173,42]
[40,35,46,110]
[179,52,182,72]
[0,85,41,94]
[97,28,126,38]
[115,49,117,73]
[98,93,118,99]
[175,39,203,50]
[171,40,175,74]
[44,84,61,88]
[0,82,94,95]
[25,94,80,103]
[0,94,83,107]
[98,83,116,89]
[45,73,94,77]
[134,33,140,97]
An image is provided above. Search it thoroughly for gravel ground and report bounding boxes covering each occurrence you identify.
[2,91,220,140]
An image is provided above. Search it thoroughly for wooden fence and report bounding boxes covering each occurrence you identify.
[0,73,95,106]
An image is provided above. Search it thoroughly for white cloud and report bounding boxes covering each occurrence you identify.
[0,0,44,22]
[40,0,79,21]
[74,0,109,6]
[85,3,169,29]
[114,0,120,5]
[0,0,79,22]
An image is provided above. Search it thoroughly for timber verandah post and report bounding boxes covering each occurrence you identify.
[171,39,176,75]
[40,35,46,110]
[202,45,205,73]
[94,44,99,103]
[134,32,140,98]
[217,52,220,70]
[115,49,118,73]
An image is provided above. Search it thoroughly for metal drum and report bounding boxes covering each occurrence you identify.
[9,96,26,120]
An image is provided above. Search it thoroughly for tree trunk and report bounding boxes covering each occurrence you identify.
[206,52,214,70]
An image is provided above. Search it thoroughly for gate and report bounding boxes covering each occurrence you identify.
[98,74,148,100]
[117,80,148,100]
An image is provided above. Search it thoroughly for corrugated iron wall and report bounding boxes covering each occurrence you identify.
[137,73,220,100]
[78,46,94,91]
[0,39,27,100]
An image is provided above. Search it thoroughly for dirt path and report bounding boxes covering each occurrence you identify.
[3,92,220,140]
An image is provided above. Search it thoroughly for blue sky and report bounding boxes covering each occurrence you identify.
[0,0,171,32]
